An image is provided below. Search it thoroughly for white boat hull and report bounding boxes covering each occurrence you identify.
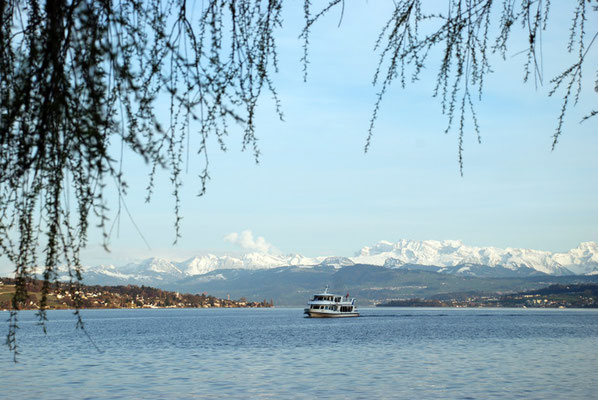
[304,309,359,318]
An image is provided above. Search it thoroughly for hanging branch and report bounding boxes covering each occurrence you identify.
[309,0,596,171]
[0,0,283,360]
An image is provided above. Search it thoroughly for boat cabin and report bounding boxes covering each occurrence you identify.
[304,286,359,318]
[311,295,343,302]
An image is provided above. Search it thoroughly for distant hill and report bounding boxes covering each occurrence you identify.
[5,268,598,308]
[0,277,272,310]
[145,264,598,306]
[379,284,598,308]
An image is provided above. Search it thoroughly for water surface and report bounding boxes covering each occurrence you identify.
[2,308,597,399]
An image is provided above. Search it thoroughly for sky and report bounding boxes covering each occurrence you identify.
[2,2,597,274]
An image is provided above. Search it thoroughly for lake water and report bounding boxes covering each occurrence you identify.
[2,307,598,399]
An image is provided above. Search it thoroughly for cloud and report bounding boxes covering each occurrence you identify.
[223,230,277,254]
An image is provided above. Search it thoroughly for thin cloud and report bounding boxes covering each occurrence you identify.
[224,230,277,254]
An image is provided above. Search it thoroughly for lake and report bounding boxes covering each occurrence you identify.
[2,307,597,399]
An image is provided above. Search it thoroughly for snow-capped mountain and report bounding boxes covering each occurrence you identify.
[84,240,598,286]
[90,257,186,284]
[318,257,355,268]
[177,252,323,275]
[87,252,324,284]
[352,239,586,276]
[551,242,598,275]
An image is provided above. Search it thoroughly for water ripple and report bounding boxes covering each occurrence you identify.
[2,308,598,399]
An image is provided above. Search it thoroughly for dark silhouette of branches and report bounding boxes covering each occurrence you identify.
[310,0,596,174]
[1,0,596,360]
[1,0,283,360]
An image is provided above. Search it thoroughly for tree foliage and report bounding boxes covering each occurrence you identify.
[1,0,596,360]
[305,0,597,173]
[1,0,284,359]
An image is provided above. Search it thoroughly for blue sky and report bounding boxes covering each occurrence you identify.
[3,2,597,274]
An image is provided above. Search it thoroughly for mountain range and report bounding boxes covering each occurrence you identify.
[78,240,598,289]
[73,240,598,305]
[85,240,598,283]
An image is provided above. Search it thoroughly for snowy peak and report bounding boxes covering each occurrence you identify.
[551,242,598,274]
[318,257,355,268]
[84,240,598,283]
[359,239,465,257]
[85,257,186,284]
[178,254,243,275]
[353,240,596,276]
[120,257,184,276]
[90,252,324,282]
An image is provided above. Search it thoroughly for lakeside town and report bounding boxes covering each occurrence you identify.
[0,278,273,310]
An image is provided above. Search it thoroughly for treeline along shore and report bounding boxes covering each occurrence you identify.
[0,278,273,310]
[377,284,598,308]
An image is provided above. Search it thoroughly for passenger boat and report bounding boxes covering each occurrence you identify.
[304,285,359,318]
